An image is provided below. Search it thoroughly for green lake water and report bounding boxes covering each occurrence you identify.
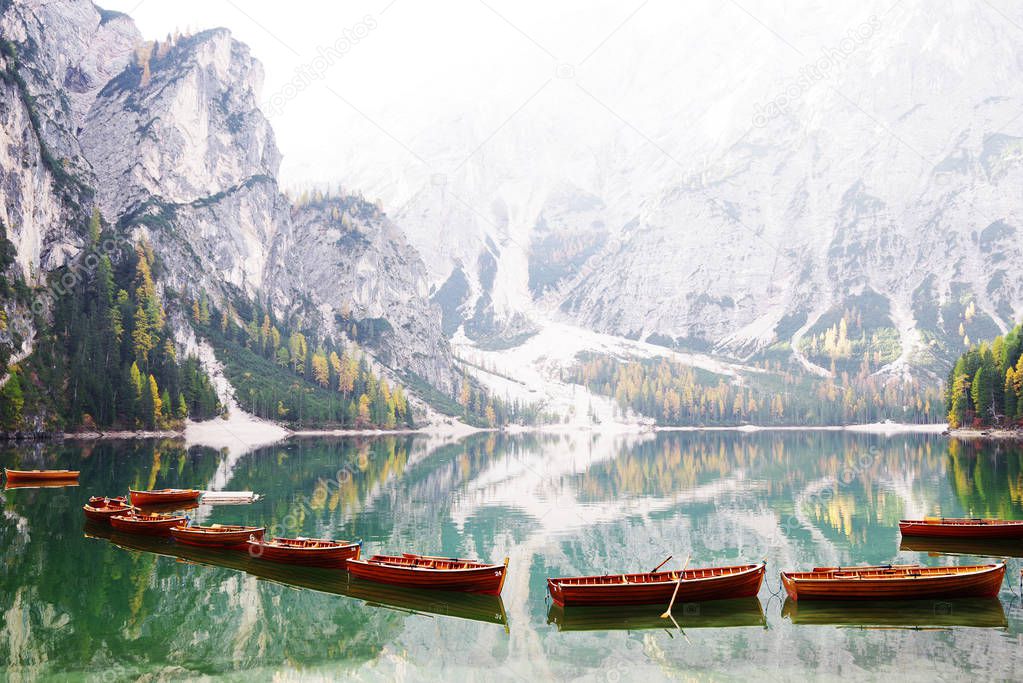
[1,431,1022,681]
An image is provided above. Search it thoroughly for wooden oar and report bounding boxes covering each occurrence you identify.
[660,554,691,619]
[649,555,673,573]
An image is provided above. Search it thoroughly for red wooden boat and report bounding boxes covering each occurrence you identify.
[109,511,187,536]
[547,562,765,607]
[129,488,203,507]
[899,517,1023,539]
[5,468,79,482]
[247,536,362,567]
[347,553,509,595]
[170,523,265,548]
[780,563,1006,601]
[83,496,136,523]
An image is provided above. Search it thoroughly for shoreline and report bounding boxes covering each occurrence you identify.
[2,420,958,443]
[947,428,1023,441]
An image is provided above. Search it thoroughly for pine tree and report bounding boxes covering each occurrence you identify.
[1005,369,1018,423]
[148,374,162,428]
[357,394,371,425]
[132,302,153,363]
[88,207,101,246]
[312,349,329,387]
[948,373,970,429]
[0,370,24,431]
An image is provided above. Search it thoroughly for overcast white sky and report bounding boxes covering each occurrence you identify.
[97,1,903,202]
[100,0,686,187]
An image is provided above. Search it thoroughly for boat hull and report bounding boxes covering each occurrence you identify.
[247,538,361,568]
[780,563,1005,601]
[109,514,187,536]
[83,498,136,523]
[348,555,507,594]
[900,519,1023,539]
[5,469,79,482]
[170,526,265,549]
[129,489,203,507]
[547,563,765,607]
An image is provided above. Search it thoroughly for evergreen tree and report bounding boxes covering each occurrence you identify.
[0,370,24,431]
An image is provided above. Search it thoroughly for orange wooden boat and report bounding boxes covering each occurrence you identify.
[900,518,1023,539]
[547,562,765,607]
[129,488,203,506]
[5,468,79,482]
[109,511,187,536]
[347,553,509,595]
[780,563,1006,601]
[82,496,136,523]
[170,523,265,548]
[247,536,362,567]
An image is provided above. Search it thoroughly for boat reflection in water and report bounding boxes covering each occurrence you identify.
[547,597,766,632]
[346,577,508,627]
[85,523,508,628]
[5,479,80,490]
[899,535,1023,559]
[781,597,1007,629]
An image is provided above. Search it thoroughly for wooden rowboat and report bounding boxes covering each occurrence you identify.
[110,511,187,536]
[899,518,1023,539]
[129,488,203,506]
[347,553,509,595]
[246,536,362,568]
[93,531,510,627]
[780,563,1006,601]
[82,496,136,523]
[547,562,765,607]
[170,523,265,548]
[5,468,79,482]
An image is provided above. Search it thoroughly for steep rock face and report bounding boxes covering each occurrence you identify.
[82,29,278,215]
[0,46,69,279]
[1,0,138,176]
[0,0,137,279]
[563,3,1023,372]
[80,28,282,296]
[0,1,459,403]
[266,196,456,393]
[321,0,1022,378]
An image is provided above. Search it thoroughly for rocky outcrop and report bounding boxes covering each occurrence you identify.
[327,0,1023,378]
[0,0,459,404]
[266,195,456,393]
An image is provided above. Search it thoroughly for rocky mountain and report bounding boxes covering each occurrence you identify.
[0,0,456,409]
[316,0,1022,381]
[564,1,1023,379]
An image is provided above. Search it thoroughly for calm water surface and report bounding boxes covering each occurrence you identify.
[2,432,1022,681]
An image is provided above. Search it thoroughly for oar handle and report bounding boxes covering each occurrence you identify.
[661,554,691,619]
[650,555,673,573]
